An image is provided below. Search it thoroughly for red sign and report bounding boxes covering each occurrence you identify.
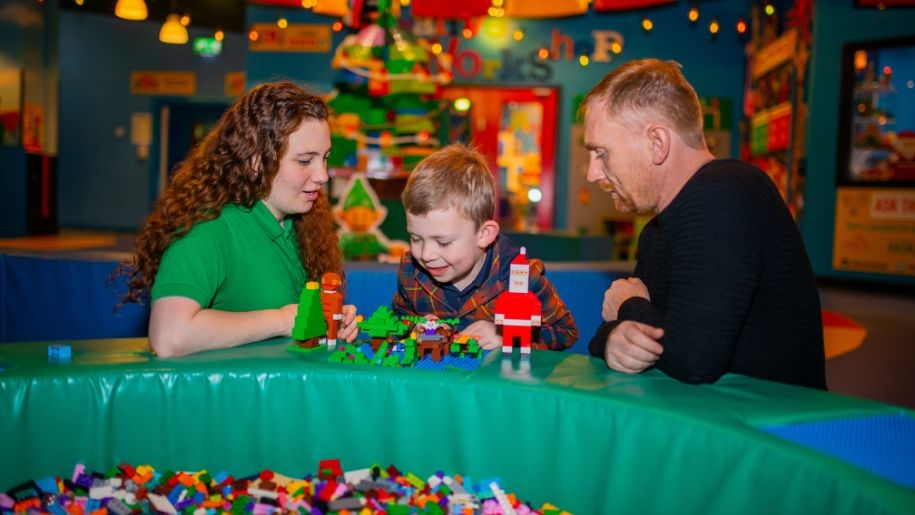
[593,0,675,11]
[411,0,490,19]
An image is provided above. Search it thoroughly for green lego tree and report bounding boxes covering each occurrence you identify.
[357,305,409,348]
[291,281,327,347]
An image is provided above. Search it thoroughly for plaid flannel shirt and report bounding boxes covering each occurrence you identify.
[391,235,578,350]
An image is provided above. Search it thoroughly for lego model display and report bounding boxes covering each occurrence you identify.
[290,303,487,371]
[288,247,546,370]
[0,461,569,514]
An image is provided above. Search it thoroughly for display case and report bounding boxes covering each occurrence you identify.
[836,35,915,185]
[832,36,915,278]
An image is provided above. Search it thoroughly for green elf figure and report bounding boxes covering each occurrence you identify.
[334,174,407,262]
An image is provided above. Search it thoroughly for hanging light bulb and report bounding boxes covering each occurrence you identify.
[709,17,720,35]
[688,6,699,23]
[160,14,189,44]
[453,98,471,113]
[736,18,748,35]
[853,50,868,72]
[115,0,147,21]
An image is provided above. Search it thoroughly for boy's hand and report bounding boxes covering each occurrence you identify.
[462,320,501,350]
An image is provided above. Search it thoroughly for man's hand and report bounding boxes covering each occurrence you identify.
[602,277,650,322]
[603,320,664,373]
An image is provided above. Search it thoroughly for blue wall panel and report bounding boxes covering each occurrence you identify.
[57,11,246,230]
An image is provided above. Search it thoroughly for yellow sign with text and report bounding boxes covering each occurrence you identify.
[130,71,196,96]
[833,187,915,276]
[249,23,332,53]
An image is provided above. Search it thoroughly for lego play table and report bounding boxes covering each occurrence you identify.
[1,338,914,514]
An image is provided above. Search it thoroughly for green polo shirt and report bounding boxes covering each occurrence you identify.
[151,201,307,311]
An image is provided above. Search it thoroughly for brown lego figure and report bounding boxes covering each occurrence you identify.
[320,272,344,349]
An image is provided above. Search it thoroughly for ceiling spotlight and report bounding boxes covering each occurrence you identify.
[160,14,189,44]
[115,0,147,21]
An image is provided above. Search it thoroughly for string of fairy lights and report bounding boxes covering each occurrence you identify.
[251,1,781,69]
[262,0,784,151]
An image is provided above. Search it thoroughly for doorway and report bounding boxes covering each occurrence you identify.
[441,85,559,231]
[156,102,229,197]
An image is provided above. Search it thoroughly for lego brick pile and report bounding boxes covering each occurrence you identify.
[1,460,569,515]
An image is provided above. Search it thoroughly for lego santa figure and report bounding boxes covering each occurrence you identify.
[494,247,542,355]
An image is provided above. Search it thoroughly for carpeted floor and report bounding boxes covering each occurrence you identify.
[820,284,915,410]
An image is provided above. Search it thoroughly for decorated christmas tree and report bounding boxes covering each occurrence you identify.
[327,0,452,177]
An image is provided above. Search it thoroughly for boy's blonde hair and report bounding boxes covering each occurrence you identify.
[402,143,495,228]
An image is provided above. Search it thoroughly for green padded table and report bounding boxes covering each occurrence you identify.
[1,338,914,514]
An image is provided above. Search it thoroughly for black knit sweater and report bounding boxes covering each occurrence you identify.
[589,159,827,389]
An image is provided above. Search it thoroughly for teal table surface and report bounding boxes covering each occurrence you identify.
[1,338,914,514]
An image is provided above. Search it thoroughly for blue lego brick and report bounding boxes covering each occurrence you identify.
[168,484,186,504]
[48,344,71,363]
[414,352,486,371]
[34,476,59,495]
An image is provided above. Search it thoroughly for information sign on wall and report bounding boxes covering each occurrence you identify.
[130,71,196,96]
[225,72,246,97]
[249,23,332,52]
[833,187,915,276]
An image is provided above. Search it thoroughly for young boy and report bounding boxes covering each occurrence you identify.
[391,144,579,351]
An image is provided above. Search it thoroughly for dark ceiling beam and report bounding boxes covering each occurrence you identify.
[58,0,247,33]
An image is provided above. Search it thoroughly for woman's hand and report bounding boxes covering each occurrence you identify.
[338,304,360,342]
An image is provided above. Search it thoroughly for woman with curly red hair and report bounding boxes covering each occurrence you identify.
[118,81,358,357]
